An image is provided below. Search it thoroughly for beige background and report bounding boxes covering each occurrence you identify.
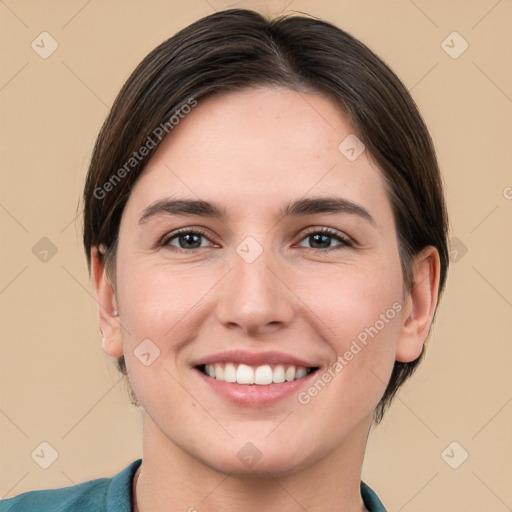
[1,1,511,510]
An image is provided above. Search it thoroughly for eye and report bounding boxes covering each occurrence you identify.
[161,228,216,251]
[160,226,352,253]
[296,227,352,251]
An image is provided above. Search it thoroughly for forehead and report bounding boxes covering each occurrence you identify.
[123,87,393,226]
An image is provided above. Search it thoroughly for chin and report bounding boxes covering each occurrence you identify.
[198,446,312,479]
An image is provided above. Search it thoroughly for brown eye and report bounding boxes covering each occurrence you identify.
[161,228,215,251]
[297,228,352,251]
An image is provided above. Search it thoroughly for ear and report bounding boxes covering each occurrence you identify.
[396,246,441,362]
[90,245,123,358]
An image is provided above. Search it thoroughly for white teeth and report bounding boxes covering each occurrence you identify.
[224,363,237,383]
[295,367,307,380]
[214,363,224,380]
[272,364,286,384]
[202,362,313,385]
[254,365,273,385]
[285,365,296,382]
[236,364,254,384]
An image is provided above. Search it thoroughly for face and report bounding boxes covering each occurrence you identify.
[98,87,426,476]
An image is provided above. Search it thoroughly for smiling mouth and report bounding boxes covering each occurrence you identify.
[196,363,319,385]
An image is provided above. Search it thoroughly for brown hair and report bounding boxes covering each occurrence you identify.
[82,8,449,424]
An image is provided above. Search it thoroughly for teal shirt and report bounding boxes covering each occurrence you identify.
[1,459,387,511]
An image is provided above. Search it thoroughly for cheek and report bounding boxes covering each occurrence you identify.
[116,258,217,340]
[299,258,403,343]
[115,264,196,406]
[296,261,403,399]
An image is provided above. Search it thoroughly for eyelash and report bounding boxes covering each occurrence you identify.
[160,226,353,253]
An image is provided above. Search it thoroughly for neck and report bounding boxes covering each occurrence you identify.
[133,412,372,512]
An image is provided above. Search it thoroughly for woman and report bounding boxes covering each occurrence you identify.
[2,8,449,512]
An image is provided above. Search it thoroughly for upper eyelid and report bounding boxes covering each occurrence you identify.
[161,227,216,246]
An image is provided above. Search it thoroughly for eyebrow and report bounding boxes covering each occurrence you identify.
[138,196,376,227]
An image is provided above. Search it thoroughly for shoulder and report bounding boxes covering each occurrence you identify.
[361,480,387,512]
[0,459,142,512]
[1,477,109,512]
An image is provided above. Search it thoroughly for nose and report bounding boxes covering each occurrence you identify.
[215,244,295,337]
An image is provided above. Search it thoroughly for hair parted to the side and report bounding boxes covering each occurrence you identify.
[82,8,449,425]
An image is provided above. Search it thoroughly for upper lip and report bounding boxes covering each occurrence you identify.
[190,349,319,368]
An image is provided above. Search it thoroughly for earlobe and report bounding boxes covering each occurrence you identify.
[396,246,441,363]
[101,334,124,358]
[91,245,123,358]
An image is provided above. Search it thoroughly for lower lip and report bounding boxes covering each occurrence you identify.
[195,368,319,407]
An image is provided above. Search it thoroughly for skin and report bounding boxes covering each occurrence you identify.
[91,87,440,512]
